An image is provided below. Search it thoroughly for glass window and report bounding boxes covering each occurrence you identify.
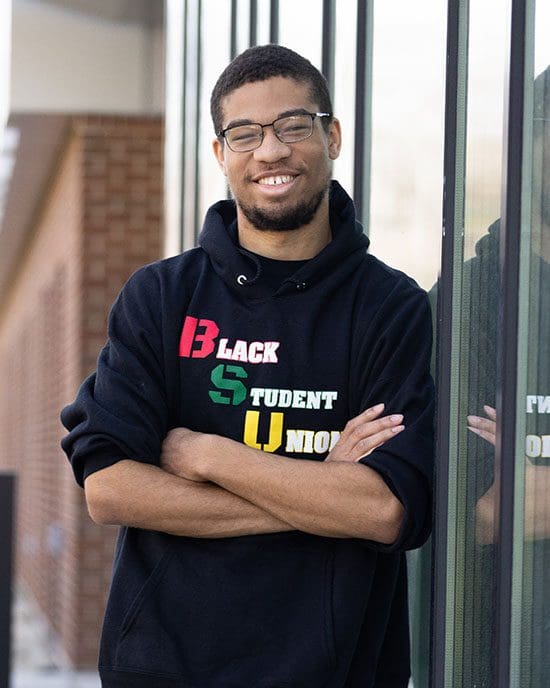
[369,1,446,291]
[256,0,272,45]
[331,0,357,197]
[182,0,201,244]
[234,0,251,54]
[278,0,322,69]
[438,1,509,686]
[517,2,550,684]
[198,0,232,225]
[359,9,445,683]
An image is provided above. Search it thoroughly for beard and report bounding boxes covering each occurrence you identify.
[236,183,329,232]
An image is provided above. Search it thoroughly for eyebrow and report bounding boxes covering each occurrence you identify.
[224,108,312,130]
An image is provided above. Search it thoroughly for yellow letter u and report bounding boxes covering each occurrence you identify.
[243,410,284,452]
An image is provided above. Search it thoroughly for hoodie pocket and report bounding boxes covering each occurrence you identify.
[115,534,337,687]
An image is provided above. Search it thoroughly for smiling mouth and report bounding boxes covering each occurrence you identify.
[256,175,296,186]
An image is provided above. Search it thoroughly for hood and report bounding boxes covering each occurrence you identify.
[198,181,370,299]
[474,219,500,260]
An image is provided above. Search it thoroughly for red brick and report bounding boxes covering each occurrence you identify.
[0,115,163,668]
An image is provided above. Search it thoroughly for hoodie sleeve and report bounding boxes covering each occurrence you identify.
[60,266,170,487]
[353,280,435,552]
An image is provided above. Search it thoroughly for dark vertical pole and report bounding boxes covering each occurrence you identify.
[431,0,469,686]
[249,0,257,46]
[353,0,373,230]
[230,0,238,59]
[0,474,15,688]
[495,1,527,685]
[179,0,188,252]
[193,0,202,241]
[269,0,279,44]
[321,0,335,95]
[228,0,238,201]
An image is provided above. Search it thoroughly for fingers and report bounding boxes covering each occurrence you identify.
[338,410,405,460]
[483,405,497,421]
[325,403,405,463]
[343,403,385,433]
[355,423,405,459]
[467,415,495,433]
[467,425,496,445]
[348,413,403,444]
[467,414,496,446]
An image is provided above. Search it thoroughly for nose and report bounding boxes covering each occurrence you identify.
[253,127,292,163]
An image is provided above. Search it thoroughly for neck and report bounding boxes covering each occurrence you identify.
[236,199,332,260]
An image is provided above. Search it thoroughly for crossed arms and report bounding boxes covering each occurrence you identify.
[70,270,434,549]
[84,404,405,544]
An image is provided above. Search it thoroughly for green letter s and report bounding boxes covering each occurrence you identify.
[209,364,248,405]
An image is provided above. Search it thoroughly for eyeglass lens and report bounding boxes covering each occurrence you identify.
[225,115,314,151]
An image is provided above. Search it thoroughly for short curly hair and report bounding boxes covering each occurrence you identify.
[210,44,333,136]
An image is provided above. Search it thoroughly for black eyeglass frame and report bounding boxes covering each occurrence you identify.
[216,112,333,152]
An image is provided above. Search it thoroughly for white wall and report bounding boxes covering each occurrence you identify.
[11,0,164,114]
[1,0,12,130]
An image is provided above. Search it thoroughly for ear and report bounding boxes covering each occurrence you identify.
[327,117,342,160]
[213,137,227,174]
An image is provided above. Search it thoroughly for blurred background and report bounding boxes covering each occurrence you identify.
[0,2,164,685]
[0,1,548,687]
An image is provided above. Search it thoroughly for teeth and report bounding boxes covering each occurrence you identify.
[258,175,295,186]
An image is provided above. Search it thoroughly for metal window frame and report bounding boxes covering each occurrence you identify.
[431,0,469,685]
[249,0,257,46]
[0,474,15,688]
[322,0,335,95]
[163,0,186,257]
[352,0,373,231]
[269,0,279,43]
[495,0,534,685]
[169,0,202,250]
[230,0,238,59]
[192,0,203,244]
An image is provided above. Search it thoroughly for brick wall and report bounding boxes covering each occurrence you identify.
[0,115,163,668]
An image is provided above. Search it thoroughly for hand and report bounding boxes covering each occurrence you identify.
[467,405,499,543]
[160,427,210,482]
[467,405,497,446]
[326,403,405,463]
[468,404,550,542]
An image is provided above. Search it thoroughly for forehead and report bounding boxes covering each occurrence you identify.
[220,76,317,126]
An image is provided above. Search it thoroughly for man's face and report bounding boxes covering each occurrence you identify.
[213,76,341,232]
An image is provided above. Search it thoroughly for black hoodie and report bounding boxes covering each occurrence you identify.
[61,181,434,688]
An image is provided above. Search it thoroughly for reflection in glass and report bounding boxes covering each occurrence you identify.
[460,8,550,687]
[518,57,550,687]
[445,2,508,686]
[466,60,550,688]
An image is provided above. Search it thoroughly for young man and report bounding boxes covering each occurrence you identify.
[62,45,434,688]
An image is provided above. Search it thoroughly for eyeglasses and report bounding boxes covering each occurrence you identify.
[217,112,332,152]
